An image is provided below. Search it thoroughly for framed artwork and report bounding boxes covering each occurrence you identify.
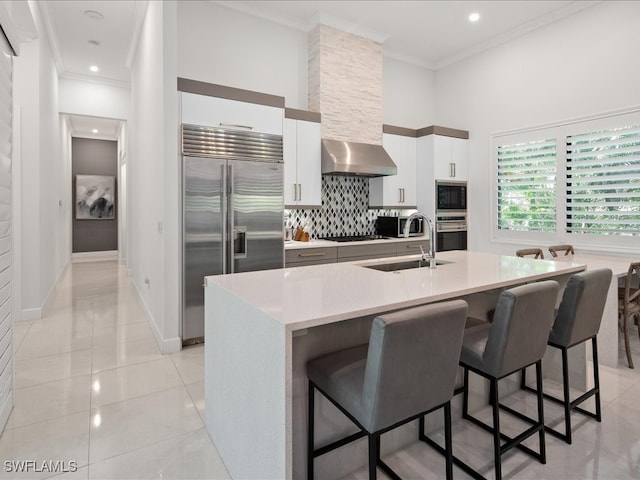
[75,174,115,219]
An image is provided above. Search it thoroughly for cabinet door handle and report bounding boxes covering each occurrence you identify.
[298,184,302,201]
[453,162,456,177]
[402,188,405,203]
[219,123,253,130]
[406,244,425,249]
[293,184,298,201]
[299,252,326,257]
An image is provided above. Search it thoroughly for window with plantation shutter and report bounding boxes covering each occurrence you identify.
[566,126,640,236]
[496,138,557,232]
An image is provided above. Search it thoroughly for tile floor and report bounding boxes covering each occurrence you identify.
[3,259,640,479]
[3,260,230,479]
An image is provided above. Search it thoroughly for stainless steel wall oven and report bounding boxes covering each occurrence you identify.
[435,180,467,251]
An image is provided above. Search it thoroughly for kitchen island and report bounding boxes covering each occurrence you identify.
[204,250,586,479]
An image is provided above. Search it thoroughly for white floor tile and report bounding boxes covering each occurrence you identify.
[88,385,203,464]
[0,412,90,479]
[87,428,230,480]
[6,375,92,430]
[91,357,183,407]
[170,344,204,385]
[185,381,205,420]
[91,336,162,374]
[14,350,93,388]
[91,322,153,350]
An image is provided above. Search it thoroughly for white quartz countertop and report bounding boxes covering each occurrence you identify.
[284,236,429,249]
[205,250,586,331]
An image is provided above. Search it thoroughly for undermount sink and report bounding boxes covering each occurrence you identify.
[362,259,453,272]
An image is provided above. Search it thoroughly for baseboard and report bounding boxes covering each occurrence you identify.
[131,278,182,355]
[21,307,42,321]
[72,251,119,262]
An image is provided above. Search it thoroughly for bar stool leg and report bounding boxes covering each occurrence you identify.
[535,361,547,464]
[561,348,572,444]
[368,434,379,480]
[444,402,453,480]
[592,338,602,422]
[491,378,502,480]
[308,381,315,480]
[462,367,470,419]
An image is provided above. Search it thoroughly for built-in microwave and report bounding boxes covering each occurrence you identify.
[376,216,424,237]
[436,180,467,214]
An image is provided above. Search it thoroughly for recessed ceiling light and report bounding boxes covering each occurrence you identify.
[89,65,99,72]
[84,10,104,20]
[92,129,99,134]
[469,12,480,23]
[88,40,100,48]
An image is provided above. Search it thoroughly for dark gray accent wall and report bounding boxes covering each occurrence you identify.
[72,138,118,253]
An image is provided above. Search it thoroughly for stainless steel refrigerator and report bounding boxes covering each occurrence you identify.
[182,124,284,344]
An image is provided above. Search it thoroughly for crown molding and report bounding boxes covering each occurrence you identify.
[60,71,130,90]
[433,1,601,70]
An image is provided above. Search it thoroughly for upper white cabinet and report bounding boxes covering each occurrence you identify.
[181,92,283,135]
[432,135,468,181]
[284,111,322,207]
[416,128,469,218]
[369,132,417,208]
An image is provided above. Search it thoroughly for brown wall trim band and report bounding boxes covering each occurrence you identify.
[177,78,285,108]
[285,108,321,123]
[383,125,418,137]
[416,125,469,139]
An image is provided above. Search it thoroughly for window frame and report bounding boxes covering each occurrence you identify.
[491,109,640,253]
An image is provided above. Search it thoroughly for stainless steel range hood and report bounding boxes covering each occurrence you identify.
[321,139,397,177]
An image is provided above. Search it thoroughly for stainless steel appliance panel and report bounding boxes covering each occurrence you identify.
[436,215,467,252]
[436,180,467,214]
[184,157,226,341]
[229,159,284,273]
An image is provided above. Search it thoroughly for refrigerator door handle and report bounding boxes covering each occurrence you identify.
[221,163,228,275]
[228,164,235,273]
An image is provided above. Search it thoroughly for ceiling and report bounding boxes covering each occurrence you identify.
[39,0,600,139]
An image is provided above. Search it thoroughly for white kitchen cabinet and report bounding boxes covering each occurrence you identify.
[416,132,469,219]
[369,133,417,208]
[181,92,283,135]
[432,135,468,181]
[284,117,321,207]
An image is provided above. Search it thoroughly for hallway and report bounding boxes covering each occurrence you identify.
[1,260,230,479]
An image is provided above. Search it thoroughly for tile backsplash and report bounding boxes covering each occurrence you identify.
[286,176,399,238]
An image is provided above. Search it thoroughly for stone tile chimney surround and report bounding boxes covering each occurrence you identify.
[308,24,384,145]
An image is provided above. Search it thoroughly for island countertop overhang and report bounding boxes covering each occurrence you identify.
[204,250,587,332]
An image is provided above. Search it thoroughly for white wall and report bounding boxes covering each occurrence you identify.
[178,1,308,108]
[130,0,180,353]
[177,1,435,127]
[383,56,435,128]
[59,78,130,120]
[434,1,640,254]
[13,2,68,319]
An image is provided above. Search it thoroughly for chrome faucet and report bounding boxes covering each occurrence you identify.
[403,212,436,268]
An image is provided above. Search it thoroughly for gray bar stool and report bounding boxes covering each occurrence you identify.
[307,300,468,480]
[519,268,612,443]
[456,280,559,480]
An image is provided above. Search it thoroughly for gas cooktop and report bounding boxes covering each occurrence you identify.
[319,235,388,243]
